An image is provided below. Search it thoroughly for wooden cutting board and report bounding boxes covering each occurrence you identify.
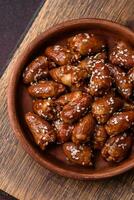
[0,0,134,199]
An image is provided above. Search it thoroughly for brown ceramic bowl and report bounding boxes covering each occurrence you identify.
[8,18,134,180]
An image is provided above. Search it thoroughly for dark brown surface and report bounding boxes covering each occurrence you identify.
[1,0,134,199]
[0,0,44,77]
[7,19,134,180]
[0,190,17,200]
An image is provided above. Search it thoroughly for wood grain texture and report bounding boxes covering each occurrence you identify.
[0,0,134,199]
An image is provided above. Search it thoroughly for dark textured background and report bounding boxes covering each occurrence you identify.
[0,190,18,200]
[0,0,44,76]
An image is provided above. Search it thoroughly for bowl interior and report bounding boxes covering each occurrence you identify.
[10,19,134,179]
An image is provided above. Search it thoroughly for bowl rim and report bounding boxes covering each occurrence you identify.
[7,18,134,180]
